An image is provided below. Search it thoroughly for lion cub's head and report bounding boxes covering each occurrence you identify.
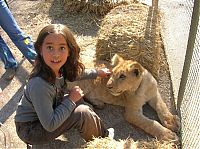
[106,54,145,96]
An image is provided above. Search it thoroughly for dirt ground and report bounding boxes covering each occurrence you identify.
[0,0,178,148]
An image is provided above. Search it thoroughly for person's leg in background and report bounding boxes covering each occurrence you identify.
[0,35,18,80]
[0,0,37,65]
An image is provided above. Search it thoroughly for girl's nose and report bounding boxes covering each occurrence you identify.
[52,53,59,59]
[52,50,60,57]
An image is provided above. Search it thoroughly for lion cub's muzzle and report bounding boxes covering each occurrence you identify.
[106,78,123,96]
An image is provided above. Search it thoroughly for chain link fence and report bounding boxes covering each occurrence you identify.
[177,0,200,148]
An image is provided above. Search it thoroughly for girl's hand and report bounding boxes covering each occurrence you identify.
[68,86,84,103]
[97,68,111,78]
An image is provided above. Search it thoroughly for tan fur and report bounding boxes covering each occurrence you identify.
[68,54,180,141]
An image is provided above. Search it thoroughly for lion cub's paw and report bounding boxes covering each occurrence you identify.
[163,114,180,132]
[159,128,179,141]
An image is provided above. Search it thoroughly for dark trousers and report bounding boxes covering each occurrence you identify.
[15,103,107,145]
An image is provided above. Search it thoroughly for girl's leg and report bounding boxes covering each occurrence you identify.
[0,0,36,64]
[15,104,107,145]
[61,104,107,141]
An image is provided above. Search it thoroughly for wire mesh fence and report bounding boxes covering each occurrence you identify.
[177,0,200,148]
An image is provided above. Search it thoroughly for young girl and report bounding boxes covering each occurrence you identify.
[14,24,113,146]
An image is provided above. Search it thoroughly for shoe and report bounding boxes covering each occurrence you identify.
[4,67,17,81]
[107,128,115,139]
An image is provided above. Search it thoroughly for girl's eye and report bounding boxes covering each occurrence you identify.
[47,46,53,51]
[60,47,66,51]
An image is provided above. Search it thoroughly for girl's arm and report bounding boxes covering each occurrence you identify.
[77,68,111,80]
[28,77,76,132]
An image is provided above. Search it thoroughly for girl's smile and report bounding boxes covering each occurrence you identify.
[41,33,70,77]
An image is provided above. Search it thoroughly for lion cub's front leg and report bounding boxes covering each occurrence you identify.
[124,107,178,141]
[148,91,180,132]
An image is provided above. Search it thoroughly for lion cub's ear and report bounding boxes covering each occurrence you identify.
[111,54,124,66]
[133,68,140,77]
[131,63,144,77]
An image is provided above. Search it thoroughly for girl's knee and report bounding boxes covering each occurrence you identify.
[75,104,93,115]
[74,104,99,124]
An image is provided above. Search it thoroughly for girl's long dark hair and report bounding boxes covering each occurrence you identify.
[29,24,85,84]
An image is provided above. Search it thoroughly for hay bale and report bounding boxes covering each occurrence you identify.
[95,3,162,79]
[83,137,178,149]
[60,0,137,16]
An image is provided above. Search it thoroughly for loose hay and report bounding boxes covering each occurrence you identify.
[60,0,137,16]
[83,137,137,149]
[95,3,162,79]
[83,137,179,149]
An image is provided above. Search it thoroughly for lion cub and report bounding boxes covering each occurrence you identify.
[68,54,180,141]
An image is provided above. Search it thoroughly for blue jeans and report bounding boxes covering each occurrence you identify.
[0,0,37,69]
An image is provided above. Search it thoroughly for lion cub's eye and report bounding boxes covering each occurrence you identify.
[119,74,126,80]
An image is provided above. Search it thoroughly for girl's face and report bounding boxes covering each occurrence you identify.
[41,33,69,77]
